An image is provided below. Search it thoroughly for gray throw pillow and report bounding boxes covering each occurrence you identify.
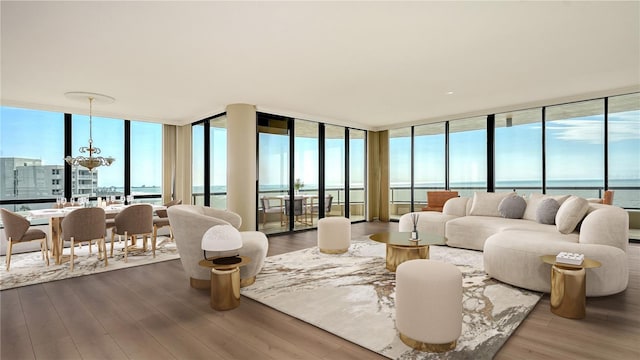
[498,194,527,219]
[536,198,560,225]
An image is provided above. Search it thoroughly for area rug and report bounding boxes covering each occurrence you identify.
[0,236,178,290]
[241,236,541,359]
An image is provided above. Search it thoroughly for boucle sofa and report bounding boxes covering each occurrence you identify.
[399,192,629,296]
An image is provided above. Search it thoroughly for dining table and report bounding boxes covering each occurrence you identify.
[29,203,165,265]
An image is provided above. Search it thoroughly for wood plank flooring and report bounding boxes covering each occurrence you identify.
[2,221,639,359]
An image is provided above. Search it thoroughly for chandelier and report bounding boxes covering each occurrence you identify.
[64,92,115,172]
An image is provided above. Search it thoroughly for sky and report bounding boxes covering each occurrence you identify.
[2,106,639,192]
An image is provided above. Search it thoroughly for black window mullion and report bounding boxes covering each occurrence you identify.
[344,127,350,219]
[64,113,72,201]
[604,97,609,191]
[288,118,295,230]
[487,114,495,192]
[124,120,131,201]
[319,123,326,218]
[410,126,415,211]
[542,107,547,194]
[203,119,211,206]
[445,121,450,190]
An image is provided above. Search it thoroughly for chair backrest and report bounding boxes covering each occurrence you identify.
[603,190,614,205]
[61,207,106,242]
[156,199,182,218]
[261,196,272,211]
[427,191,459,207]
[325,195,333,213]
[114,204,153,235]
[284,198,304,216]
[0,208,29,241]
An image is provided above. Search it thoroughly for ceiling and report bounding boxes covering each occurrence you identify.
[2,1,639,130]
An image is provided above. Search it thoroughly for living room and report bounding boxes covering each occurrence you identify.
[1,2,639,359]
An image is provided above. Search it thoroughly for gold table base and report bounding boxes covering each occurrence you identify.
[399,332,456,352]
[385,244,429,272]
[211,267,241,311]
[550,265,586,319]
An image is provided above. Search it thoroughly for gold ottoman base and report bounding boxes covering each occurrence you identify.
[320,248,348,254]
[386,244,429,272]
[211,267,241,311]
[399,332,456,353]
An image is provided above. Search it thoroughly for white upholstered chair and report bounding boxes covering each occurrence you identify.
[167,205,269,288]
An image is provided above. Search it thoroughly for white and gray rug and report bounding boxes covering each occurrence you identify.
[0,237,179,290]
[241,236,541,360]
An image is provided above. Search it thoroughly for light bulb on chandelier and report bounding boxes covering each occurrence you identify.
[64,92,116,172]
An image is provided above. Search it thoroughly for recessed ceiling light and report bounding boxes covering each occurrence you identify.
[446,91,454,95]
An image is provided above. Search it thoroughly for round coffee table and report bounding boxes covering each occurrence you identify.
[369,232,447,272]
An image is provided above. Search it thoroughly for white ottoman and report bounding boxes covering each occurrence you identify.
[395,259,462,352]
[317,217,351,254]
[238,231,269,287]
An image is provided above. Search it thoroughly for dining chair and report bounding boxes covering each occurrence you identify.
[285,197,309,225]
[153,199,182,243]
[111,204,154,262]
[260,196,284,227]
[309,194,333,217]
[1,208,49,271]
[60,207,108,271]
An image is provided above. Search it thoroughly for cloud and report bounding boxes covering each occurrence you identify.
[546,118,640,144]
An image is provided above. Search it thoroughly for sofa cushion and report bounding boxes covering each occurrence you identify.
[498,194,527,219]
[523,193,570,221]
[555,196,589,234]
[536,198,560,224]
[469,192,512,217]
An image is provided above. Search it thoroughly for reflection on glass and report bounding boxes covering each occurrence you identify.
[349,129,366,222]
[192,123,205,205]
[449,116,487,197]
[131,121,162,198]
[0,107,65,206]
[546,99,604,198]
[495,108,542,197]
[210,116,227,209]
[608,93,640,208]
[389,127,411,219]
[414,123,446,207]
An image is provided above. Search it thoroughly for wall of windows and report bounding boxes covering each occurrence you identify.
[387,92,640,213]
[388,128,412,219]
[349,129,366,222]
[0,106,163,212]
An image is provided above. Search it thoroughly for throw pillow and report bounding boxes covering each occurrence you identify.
[469,192,512,217]
[498,194,527,219]
[536,198,560,225]
[523,193,571,221]
[555,195,590,234]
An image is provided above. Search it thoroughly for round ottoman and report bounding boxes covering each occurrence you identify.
[395,259,462,352]
[237,231,269,287]
[317,217,351,254]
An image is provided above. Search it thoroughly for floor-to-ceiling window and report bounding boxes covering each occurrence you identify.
[495,108,542,197]
[349,129,366,222]
[449,116,487,197]
[608,93,640,208]
[294,119,318,229]
[210,116,227,209]
[325,124,346,217]
[0,107,65,211]
[130,121,162,204]
[258,116,290,234]
[389,127,412,220]
[413,123,446,208]
[546,99,604,198]
[192,122,205,205]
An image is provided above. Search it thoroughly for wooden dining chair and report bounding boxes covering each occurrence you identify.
[260,196,284,227]
[111,204,154,262]
[1,208,49,271]
[60,207,108,271]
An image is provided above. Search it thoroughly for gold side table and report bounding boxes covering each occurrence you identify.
[199,256,251,311]
[541,255,601,319]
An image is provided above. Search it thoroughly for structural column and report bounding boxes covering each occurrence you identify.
[226,104,257,231]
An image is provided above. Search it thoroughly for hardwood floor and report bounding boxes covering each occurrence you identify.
[1,221,639,359]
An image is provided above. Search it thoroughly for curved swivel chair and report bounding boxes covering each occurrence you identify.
[167,205,269,289]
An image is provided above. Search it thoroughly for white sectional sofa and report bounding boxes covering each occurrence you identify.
[399,192,629,296]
